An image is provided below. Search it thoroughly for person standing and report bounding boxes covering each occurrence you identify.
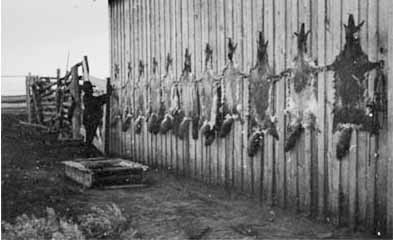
[81,81,112,148]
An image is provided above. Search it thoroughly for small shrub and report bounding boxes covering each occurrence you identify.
[78,203,127,239]
[2,207,85,240]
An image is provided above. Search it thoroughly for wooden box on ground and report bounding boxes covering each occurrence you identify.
[63,157,149,188]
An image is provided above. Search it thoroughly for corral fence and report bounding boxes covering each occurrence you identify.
[24,57,103,143]
[1,95,27,114]
[107,0,393,237]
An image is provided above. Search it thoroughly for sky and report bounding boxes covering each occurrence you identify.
[1,0,109,95]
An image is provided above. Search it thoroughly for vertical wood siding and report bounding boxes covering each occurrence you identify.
[108,0,393,236]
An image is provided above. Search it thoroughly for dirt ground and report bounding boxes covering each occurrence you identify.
[1,113,374,239]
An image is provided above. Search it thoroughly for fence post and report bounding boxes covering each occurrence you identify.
[82,55,90,81]
[105,77,111,155]
[25,73,32,123]
[56,69,63,131]
[387,3,393,236]
[71,66,81,139]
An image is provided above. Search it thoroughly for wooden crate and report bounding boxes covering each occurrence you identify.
[63,157,149,188]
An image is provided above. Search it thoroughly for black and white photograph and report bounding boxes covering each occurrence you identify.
[1,0,393,239]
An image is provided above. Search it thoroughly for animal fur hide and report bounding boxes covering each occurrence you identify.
[198,44,221,145]
[283,23,322,152]
[220,38,245,138]
[169,82,184,137]
[178,49,195,140]
[327,15,384,159]
[147,58,164,134]
[159,54,175,134]
[134,60,145,119]
[247,32,279,157]
[119,61,134,133]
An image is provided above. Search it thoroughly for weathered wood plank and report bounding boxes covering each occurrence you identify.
[262,0,274,204]
[327,0,341,225]
[376,0,389,235]
[207,0,217,184]
[125,0,129,158]
[233,0,243,191]
[357,131,368,227]
[194,0,202,180]
[284,0,297,211]
[108,2,113,154]
[217,0,226,186]
[122,0,127,157]
[348,130,358,229]
[387,1,393,236]
[316,0,327,219]
[274,0,286,208]
[242,0,252,195]
[25,75,32,123]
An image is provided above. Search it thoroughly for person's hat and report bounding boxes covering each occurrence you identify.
[82,81,95,92]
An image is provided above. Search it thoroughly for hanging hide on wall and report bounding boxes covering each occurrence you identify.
[110,63,121,128]
[133,60,146,134]
[283,23,324,152]
[147,58,164,134]
[326,14,385,159]
[247,32,280,157]
[167,51,186,137]
[219,38,246,138]
[160,54,175,134]
[120,62,133,132]
[199,44,220,146]
[170,83,185,137]
[178,49,194,140]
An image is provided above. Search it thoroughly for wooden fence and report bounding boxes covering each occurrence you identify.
[107,0,393,236]
[24,57,90,140]
[2,95,28,114]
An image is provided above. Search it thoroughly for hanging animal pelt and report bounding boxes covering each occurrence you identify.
[108,65,121,128]
[177,49,194,140]
[134,60,145,118]
[159,54,175,134]
[147,58,164,134]
[133,60,146,135]
[326,14,384,159]
[247,32,280,157]
[168,81,184,137]
[119,61,134,133]
[198,44,221,145]
[283,23,324,152]
[220,38,246,138]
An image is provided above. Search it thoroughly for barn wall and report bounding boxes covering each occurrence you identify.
[108,0,393,236]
